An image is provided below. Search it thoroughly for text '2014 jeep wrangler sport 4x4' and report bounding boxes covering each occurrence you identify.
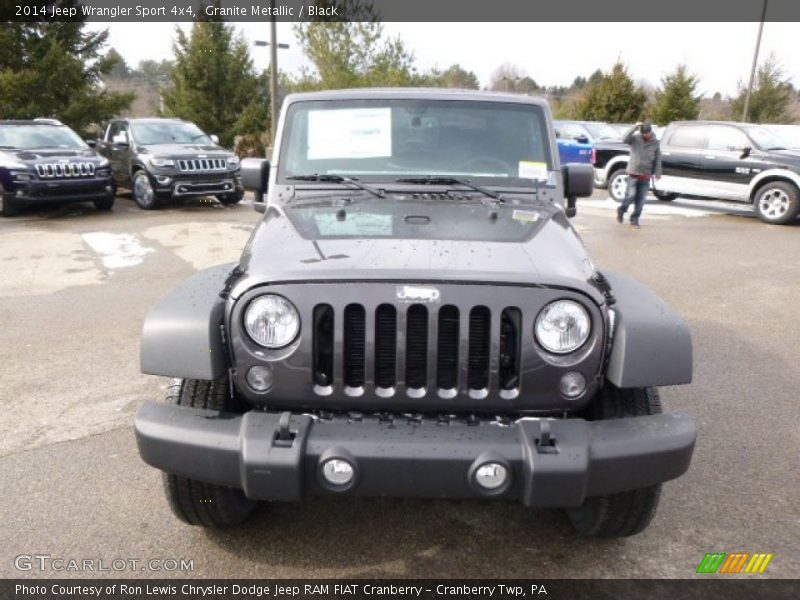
[134,90,696,537]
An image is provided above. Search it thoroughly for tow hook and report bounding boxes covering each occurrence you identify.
[536,420,558,454]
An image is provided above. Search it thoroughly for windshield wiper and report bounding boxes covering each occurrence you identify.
[286,173,385,199]
[394,176,501,201]
[767,147,787,151]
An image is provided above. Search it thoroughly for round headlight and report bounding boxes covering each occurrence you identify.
[244,295,300,348]
[535,300,591,354]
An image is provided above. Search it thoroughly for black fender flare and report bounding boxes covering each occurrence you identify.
[603,271,693,388]
[140,263,235,380]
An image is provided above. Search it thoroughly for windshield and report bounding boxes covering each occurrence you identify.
[130,121,211,145]
[0,124,86,150]
[279,98,554,187]
[744,125,793,150]
[584,123,622,141]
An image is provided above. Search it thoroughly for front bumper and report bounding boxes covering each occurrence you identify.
[11,178,113,205]
[150,171,243,198]
[134,402,696,506]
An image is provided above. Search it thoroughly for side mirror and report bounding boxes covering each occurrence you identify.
[740,146,752,159]
[562,163,595,218]
[210,134,220,145]
[241,157,270,203]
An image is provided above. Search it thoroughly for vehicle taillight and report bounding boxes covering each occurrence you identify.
[591,148,597,165]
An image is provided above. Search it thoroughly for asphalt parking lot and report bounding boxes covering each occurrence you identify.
[0,191,798,579]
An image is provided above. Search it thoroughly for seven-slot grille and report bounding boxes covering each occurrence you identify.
[312,303,522,399]
[35,162,95,178]
[177,158,227,172]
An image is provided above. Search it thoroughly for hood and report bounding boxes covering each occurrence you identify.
[760,148,800,168]
[231,195,600,302]
[2,147,100,163]
[137,143,232,158]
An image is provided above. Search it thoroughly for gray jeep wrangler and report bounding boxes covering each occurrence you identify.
[134,90,696,537]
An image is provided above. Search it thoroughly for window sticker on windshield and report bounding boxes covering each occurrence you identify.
[307,108,392,160]
[512,209,540,223]
[518,160,548,181]
[314,213,393,236]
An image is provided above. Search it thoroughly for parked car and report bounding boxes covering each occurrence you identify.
[134,89,696,538]
[554,124,594,165]
[95,118,243,210]
[0,119,114,217]
[653,120,800,224]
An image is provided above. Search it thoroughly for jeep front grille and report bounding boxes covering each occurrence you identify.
[35,162,95,178]
[312,302,522,399]
[177,158,227,172]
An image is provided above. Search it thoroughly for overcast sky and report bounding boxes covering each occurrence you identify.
[90,22,800,96]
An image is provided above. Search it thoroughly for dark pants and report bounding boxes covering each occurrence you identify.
[619,176,649,220]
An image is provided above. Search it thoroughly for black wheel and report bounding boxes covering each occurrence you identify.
[216,193,242,206]
[753,180,800,225]
[132,170,159,210]
[162,378,257,528]
[93,195,115,211]
[654,190,678,202]
[0,183,19,217]
[608,169,629,203]
[566,385,663,537]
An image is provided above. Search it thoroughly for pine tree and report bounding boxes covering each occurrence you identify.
[292,1,416,91]
[0,12,132,134]
[731,55,794,124]
[161,19,268,146]
[650,65,702,124]
[574,62,647,123]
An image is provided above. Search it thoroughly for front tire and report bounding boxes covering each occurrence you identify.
[162,378,257,528]
[132,170,159,210]
[216,193,242,206]
[608,169,629,203]
[93,195,115,211]
[566,386,663,537]
[753,181,800,225]
[0,183,19,217]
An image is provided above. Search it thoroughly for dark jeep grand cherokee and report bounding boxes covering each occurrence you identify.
[0,120,114,217]
[134,90,696,537]
[96,118,243,209]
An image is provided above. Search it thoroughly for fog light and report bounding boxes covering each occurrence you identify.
[246,365,274,392]
[475,462,508,490]
[156,176,172,185]
[559,371,586,399]
[321,459,355,487]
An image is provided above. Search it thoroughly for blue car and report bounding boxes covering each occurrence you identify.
[554,122,594,165]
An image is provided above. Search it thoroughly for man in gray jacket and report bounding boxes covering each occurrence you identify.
[617,121,662,228]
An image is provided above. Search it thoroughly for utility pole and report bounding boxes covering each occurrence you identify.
[269,0,279,144]
[742,0,768,122]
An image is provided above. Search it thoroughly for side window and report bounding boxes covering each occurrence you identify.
[105,122,120,142]
[706,126,750,152]
[667,126,706,150]
[561,124,584,141]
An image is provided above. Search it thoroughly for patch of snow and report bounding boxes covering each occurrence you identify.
[82,232,154,269]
